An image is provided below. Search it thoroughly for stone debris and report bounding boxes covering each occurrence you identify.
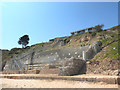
[58,58,85,76]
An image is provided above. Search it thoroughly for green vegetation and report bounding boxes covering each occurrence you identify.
[71,32,75,35]
[91,32,96,37]
[107,41,119,59]
[91,41,119,62]
[94,24,104,32]
[108,25,120,30]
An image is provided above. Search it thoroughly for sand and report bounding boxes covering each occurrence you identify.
[1,78,118,88]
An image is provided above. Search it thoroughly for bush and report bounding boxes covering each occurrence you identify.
[83,44,85,46]
[88,32,92,34]
[94,24,104,32]
[91,32,96,36]
[103,29,107,31]
[71,32,75,35]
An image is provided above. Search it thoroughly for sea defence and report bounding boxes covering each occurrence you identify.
[4,41,102,71]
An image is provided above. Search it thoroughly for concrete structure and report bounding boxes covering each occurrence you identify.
[71,27,96,35]
[4,41,102,71]
[58,58,85,76]
[2,74,119,84]
[49,39,55,43]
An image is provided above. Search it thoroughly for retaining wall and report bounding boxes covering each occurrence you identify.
[4,41,102,71]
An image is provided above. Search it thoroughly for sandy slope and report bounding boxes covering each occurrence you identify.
[1,78,118,88]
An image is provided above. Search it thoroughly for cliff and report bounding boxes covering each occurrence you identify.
[1,25,120,75]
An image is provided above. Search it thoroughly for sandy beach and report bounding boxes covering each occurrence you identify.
[1,78,118,88]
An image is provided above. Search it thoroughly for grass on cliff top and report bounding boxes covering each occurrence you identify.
[91,41,119,62]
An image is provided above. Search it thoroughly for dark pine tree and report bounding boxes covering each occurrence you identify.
[18,35,30,48]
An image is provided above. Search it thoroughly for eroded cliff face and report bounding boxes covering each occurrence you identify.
[0,49,10,71]
[4,41,102,71]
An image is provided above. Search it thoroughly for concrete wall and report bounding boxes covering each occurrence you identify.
[4,46,88,70]
[4,41,102,70]
[32,46,89,64]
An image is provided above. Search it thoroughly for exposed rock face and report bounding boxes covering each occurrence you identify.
[97,35,105,39]
[105,35,112,39]
[86,59,119,76]
[81,36,88,42]
[81,35,92,42]
[52,37,68,47]
[40,64,58,74]
[97,35,113,40]
[56,38,67,46]
[92,41,102,53]
[58,58,85,76]
[1,49,10,71]
[84,41,102,60]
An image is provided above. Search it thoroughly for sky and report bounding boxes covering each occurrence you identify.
[0,2,118,50]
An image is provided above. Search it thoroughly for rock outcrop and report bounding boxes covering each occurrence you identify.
[58,58,85,76]
[83,41,102,60]
[81,35,92,42]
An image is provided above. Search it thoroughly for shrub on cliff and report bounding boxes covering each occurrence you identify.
[94,24,104,32]
[91,32,96,36]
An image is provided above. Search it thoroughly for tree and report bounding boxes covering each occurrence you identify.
[94,24,104,32]
[18,35,29,48]
[71,32,75,35]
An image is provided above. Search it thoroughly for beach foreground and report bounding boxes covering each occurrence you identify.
[1,78,118,88]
